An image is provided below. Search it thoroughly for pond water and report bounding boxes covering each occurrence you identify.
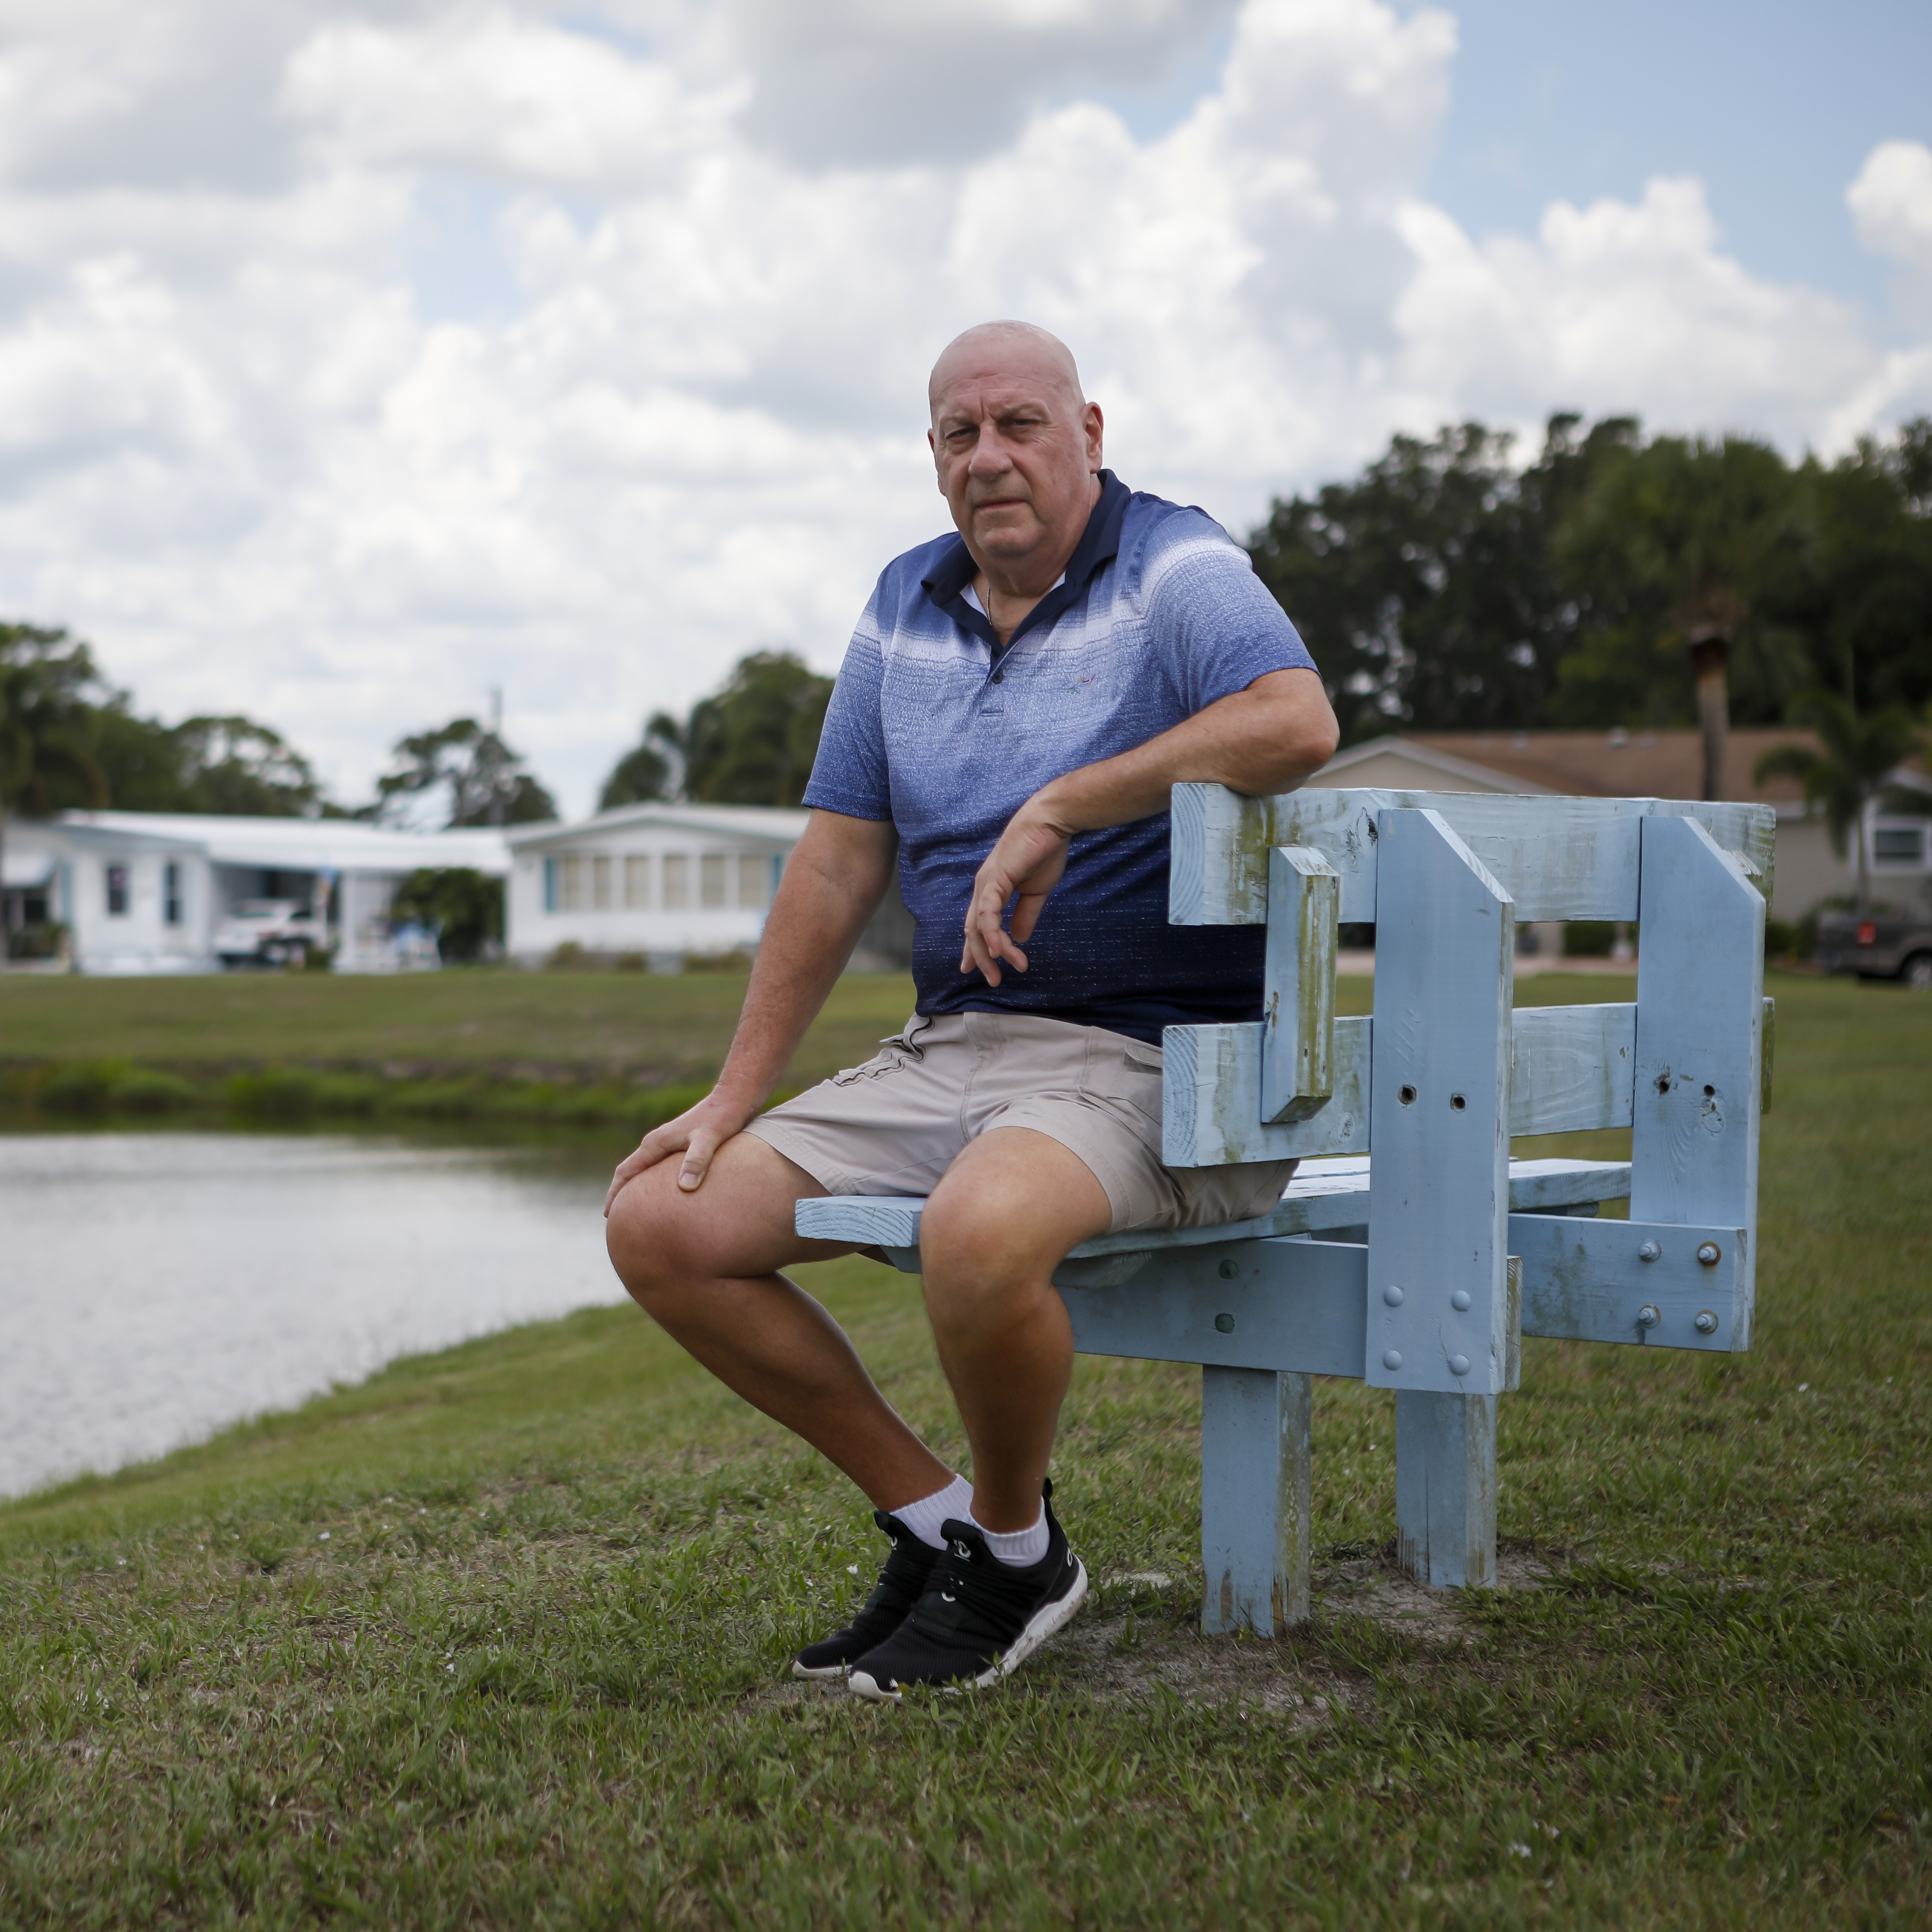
[0,1131,631,1500]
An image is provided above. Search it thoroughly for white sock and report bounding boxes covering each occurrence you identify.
[891,1473,974,1550]
[972,1503,1049,1569]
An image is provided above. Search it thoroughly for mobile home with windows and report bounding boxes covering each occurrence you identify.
[504,805,809,967]
[2,813,510,974]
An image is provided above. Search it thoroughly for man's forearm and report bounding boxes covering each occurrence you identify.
[711,821,894,1114]
[1036,667,1336,834]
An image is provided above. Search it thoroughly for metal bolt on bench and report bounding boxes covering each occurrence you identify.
[798,786,1774,1634]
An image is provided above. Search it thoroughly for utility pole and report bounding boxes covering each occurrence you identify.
[488,686,505,829]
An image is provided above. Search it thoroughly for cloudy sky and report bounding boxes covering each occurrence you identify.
[1,0,1928,814]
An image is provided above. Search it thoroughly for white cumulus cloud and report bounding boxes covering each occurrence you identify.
[0,0,1925,813]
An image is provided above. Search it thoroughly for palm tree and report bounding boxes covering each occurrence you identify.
[1556,434,1798,797]
[1754,691,1926,914]
[0,625,106,956]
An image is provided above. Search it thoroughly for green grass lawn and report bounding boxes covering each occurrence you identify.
[0,966,920,1087]
[1,969,1928,1927]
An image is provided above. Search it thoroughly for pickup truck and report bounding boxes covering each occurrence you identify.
[213,899,327,969]
[1815,910,1932,989]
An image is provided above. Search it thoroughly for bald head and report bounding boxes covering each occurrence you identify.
[928,321,1085,420]
[927,321,1104,597]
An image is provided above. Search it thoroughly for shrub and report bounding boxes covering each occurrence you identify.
[391,867,504,963]
[548,941,585,971]
[386,1079,487,1120]
[225,1066,321,1118]
[553,1085,626,1125]
[111,1068,199,1113]
[5,920,66,962]
[41,1059,133,1114]
[311,1073,385,1115]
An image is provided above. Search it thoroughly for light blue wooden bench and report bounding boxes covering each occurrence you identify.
[798,786,1774,1633]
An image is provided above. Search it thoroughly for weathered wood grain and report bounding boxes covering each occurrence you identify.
[1167,783,1270,925]
[1200,1367,1312,1635]
[1045,1204,1741,1376]
[1167,783,1778,925]
[1395,1390,1498,1588]
[1631,815,1764,1348]
[1367,808,1514,1403]
[1162,1017,1372,1165]
[794,1155,1634,1265]
[1261,846,1340,1123]
[1163,1004,1637,1166]
[1513,1213,1750,1350]
[1509,1002,1636,1135]
[1058,1234,1368,1378]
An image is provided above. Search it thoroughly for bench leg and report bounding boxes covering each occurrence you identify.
[1201,1365,1312,1634]
[1394,1389,1498,1588]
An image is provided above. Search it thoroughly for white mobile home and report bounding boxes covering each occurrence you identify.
[504,805,809,967]
[1,812,512,975]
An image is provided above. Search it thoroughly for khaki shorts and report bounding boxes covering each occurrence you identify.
[745,1010,1296,1236]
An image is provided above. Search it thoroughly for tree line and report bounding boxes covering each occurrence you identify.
[1249,413,1932,743]
[0,625,832,835]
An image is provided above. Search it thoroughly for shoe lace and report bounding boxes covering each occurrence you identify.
[855,1533,936,1628]
[909,1536,1047,1650]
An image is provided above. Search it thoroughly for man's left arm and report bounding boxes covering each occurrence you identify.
[960,665,1338,985]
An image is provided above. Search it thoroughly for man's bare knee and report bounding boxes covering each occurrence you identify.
[606,1169,705,1308]
[606,1132,832,1312]
[919,1189,1033,1298]
[923,1133,1108,1275]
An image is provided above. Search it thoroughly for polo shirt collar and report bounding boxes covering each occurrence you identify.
[922,469,1131,656]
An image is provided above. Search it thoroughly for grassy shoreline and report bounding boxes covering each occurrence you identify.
[1,969,1928,1925]
[0,966,925,1131]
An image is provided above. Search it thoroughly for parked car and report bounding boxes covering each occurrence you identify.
[214,899,326,969]
[1815,911,1932,989]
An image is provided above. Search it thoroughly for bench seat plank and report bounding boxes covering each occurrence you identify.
[792,1155,1632,1261]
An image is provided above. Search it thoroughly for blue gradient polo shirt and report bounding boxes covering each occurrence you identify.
[803,471,1318,1044]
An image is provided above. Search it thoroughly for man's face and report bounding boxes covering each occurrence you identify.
[928,338,1103,581]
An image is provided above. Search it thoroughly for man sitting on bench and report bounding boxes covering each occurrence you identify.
[604,320,1338,1699]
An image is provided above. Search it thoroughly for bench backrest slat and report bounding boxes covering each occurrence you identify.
[1169,784,1777,926]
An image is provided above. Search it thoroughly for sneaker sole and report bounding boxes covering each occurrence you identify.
[848,1557,1089,1704]
[789,1660,848,1681]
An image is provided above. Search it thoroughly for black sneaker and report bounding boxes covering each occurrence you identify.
[792,1511,940,1680]
[847,1483,1087,1701]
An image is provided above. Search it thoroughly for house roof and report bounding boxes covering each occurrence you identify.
[504,803,811,850]
[50,812,512,875]
[1317,728,1834,810]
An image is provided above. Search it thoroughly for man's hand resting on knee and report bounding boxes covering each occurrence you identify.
[603,1091,759,1210]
